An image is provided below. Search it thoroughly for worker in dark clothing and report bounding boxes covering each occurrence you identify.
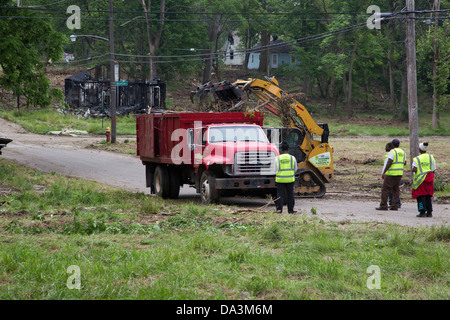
[275,141,297,214]
[412,142,436,217]
[376,138,406,211]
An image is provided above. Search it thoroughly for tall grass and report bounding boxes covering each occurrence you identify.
[0,157,449,300]
[0,109,136,135]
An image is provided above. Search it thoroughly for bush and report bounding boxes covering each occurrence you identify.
[434,173,447,192]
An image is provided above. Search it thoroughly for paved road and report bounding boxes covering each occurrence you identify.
[3,141,147,193]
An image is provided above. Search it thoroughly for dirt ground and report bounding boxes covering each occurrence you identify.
[1,116,449,228]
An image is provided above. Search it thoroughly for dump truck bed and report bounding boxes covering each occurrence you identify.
[136,111,264,163]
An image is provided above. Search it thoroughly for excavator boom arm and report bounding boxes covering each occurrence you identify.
[190,77,334,196]
[233,78,324,136]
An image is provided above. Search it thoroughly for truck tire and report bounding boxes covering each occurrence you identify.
[154,165,170,199]
[200,170,220,205]
[168,168,180,199]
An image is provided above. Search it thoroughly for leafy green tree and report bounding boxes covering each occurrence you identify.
[417,21,450,128]
[235,0,262,71]
[0,0,66,109]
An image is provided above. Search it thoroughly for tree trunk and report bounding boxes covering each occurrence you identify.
[388,46,397,118]
[400,68,407,119]
[202,13,221,83]
[258,31,270,74]
[329,77,338,115]
[16,95,20,112]
[346,34,359,119]
[212,32,222,80]
[431,0,440,129]
[141,0,166,81]
[243,27,251,71]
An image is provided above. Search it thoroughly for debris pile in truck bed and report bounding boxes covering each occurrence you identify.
[275,93,306,127]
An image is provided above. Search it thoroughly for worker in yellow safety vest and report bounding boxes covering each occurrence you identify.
[275,141,297,214]
[376,138,406,211]
[383,142,402,208]
[412,142,436,218]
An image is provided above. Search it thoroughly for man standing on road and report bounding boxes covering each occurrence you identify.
[412,142,436,218]
[275,141,297,214]
[376,138,406,211]
[383,142,402,209]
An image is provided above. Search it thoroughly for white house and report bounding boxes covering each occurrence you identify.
[221,32,245,66]
[247,39,297,70]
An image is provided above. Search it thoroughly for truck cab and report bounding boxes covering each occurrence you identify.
[189,123,279,203]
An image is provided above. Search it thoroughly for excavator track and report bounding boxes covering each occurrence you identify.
[294,170,326,198]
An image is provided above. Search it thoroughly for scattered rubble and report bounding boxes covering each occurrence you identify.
[48,129,89,136]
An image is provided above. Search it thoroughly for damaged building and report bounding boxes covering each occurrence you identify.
[64,65,166,118]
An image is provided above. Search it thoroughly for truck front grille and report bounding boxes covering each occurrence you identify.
[234,151,276,175]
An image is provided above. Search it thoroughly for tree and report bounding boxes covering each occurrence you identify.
[0,1,66,109]
[236,0,261,71]
[195,0,243,83]
[141,0,166,80]
[417,19,450,128]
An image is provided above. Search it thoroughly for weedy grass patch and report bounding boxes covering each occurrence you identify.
[0,159,449,300]
[0,109,136,135]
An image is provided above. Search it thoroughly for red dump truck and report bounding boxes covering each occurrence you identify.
[136,111,280,204]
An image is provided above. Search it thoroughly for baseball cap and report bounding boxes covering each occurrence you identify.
[419,142,428,151]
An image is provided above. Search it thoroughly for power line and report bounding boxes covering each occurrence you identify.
[4,5,450,16]
[1,14,449,23]
[25,0,70,8]
[0,6,363,15]
[1,6,448,23]
[55,22,369,66]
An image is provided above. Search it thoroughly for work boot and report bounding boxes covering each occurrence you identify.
[375,207,388,211]
[416,211,426,218]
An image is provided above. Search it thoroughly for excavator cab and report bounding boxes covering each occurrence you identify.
[264,127,305,163]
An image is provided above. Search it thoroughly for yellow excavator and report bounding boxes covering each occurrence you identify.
[190,76,334,197]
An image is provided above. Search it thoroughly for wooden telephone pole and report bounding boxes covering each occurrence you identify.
[406,0,419,166]
[109,0,117,143]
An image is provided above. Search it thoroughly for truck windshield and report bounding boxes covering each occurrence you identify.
[208,126,269,143]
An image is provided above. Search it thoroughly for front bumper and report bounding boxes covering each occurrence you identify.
[215,176,276,190]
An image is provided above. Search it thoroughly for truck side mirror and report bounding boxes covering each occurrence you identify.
[187,129,195,151]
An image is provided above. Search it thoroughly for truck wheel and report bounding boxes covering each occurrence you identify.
[168,168,180,199]
[154,165,169,198]
[200,171,220,205]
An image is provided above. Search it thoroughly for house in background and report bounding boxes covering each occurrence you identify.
[247,39,297,70]
[221,32,245,67]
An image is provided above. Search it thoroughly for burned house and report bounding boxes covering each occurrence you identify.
[64,65,166,118]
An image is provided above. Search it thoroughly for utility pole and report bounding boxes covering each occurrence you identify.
[109,0,117,143]
[16,0,21,112]
[406,0,419,167]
